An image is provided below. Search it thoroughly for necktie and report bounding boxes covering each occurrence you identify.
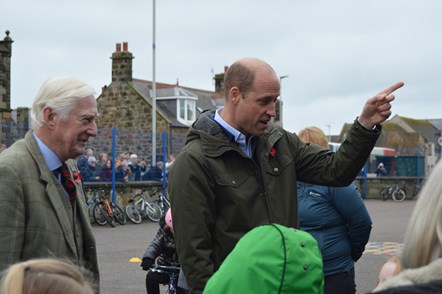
[59,163,77,207]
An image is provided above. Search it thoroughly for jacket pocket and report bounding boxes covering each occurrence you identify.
[265,153,292,176]
[214,172,249,188]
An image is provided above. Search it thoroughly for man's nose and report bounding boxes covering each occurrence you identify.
[87,122,98,137]
[267,102,277,117]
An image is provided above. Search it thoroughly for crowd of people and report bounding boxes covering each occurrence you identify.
[76,149,174,183]
[1,57,440,294]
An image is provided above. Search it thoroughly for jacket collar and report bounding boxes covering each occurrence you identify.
[189,110,283,158]
[25,131,80,257]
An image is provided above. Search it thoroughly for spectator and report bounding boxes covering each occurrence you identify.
[0,77,100,285]
[128,154,141,181]
[77,148,93,174]
[297,126,372,294]
[115,151,129,168]
[140,158,148,179]
[142,162,163,182]
[165,154,176,173]
[204,224,324,293]
[0,143,6,153]
[82,156,100,182]
[376,162,387,177]
[141,209,185,294]
[0,258,96,294]
[373,158,442,292]
[97,152,108,170]
[100,159,113,182]
[168,57,403,292]
[116,161,129,182]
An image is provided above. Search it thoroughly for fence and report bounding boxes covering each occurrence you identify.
[1,122,437,201]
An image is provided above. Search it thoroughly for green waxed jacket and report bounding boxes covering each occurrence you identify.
[169,110,380,294]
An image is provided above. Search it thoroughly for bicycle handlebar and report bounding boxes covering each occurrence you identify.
[150,264,181,274]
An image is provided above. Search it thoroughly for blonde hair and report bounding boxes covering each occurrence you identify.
[401,160,442,269]
[0,259,95,294]
[298,126,329,149]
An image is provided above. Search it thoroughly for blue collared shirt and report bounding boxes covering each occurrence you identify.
[33,132,62,174]
[214,108,255,158]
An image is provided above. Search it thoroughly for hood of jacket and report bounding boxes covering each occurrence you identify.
[203,224,324,294]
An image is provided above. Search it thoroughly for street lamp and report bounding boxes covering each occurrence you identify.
[326,124,331,142]
[279,75,289,127]
[151,0,157,166]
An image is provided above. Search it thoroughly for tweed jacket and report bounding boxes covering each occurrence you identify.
[0,131,99,283]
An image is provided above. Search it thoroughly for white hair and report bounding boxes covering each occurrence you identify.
[401,160,442,269]
[31,77,96,129]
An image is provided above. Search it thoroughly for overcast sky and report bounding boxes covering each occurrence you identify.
[2,0,441,135]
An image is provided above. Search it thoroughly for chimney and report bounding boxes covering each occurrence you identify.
[111,42,134,82]
[214,66,227,94]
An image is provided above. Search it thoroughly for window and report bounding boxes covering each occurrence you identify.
[178,99,196,125]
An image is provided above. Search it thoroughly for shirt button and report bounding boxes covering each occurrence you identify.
[232,180,236,185]
[273,167,279,173]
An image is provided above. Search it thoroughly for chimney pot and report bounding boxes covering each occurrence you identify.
[224,66,228,73]
[116,43,121,52]
[123,42,128,52]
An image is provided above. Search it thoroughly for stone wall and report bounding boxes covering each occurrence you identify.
[90,82,171,160]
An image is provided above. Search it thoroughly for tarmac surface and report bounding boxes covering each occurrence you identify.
[93,199,416,293]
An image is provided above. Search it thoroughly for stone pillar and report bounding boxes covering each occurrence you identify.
[0,30,13,112]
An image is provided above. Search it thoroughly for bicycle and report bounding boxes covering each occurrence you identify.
[151,188,170,215]
[404,181,421,199]
[102,190,127,225]
[380,184,406,202]
[125,192,162,224]
[88,189,127,227]
[150,262,182,294]
[86,189,108,226]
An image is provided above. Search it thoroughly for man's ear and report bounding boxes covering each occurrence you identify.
[230,87,241,105]
[43,107,56,128]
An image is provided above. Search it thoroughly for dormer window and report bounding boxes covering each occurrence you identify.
[179,98,196,124]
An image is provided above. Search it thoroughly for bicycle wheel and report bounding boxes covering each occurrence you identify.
[380,189,389,201]
[93,202,110,226]
[145,202,162,222]
[125,203,142,224]
[392,189,406,202]
[112,203,127,225]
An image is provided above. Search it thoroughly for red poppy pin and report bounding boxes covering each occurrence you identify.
[72,172,83,184]
[269,147,276,158]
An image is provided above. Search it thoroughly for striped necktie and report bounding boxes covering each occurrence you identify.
[59,163,77,207]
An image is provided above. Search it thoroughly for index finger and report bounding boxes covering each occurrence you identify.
[380,82,404,96]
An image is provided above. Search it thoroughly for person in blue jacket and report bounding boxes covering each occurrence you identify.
[297,126,372,294]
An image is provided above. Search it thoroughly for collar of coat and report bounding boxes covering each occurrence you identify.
[188,109,283,158]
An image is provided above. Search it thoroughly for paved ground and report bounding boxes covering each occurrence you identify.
[93,199,416,293]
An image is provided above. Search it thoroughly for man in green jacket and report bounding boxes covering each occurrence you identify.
[169,57,403,293]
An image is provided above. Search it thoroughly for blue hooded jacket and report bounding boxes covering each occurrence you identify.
[297,181,372,276]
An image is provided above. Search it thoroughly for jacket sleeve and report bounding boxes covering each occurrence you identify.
[331,183,372,262]
[294,119,380,186]
[0,164,25,271]
[142,228,164,261]
[168,146,216,294]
